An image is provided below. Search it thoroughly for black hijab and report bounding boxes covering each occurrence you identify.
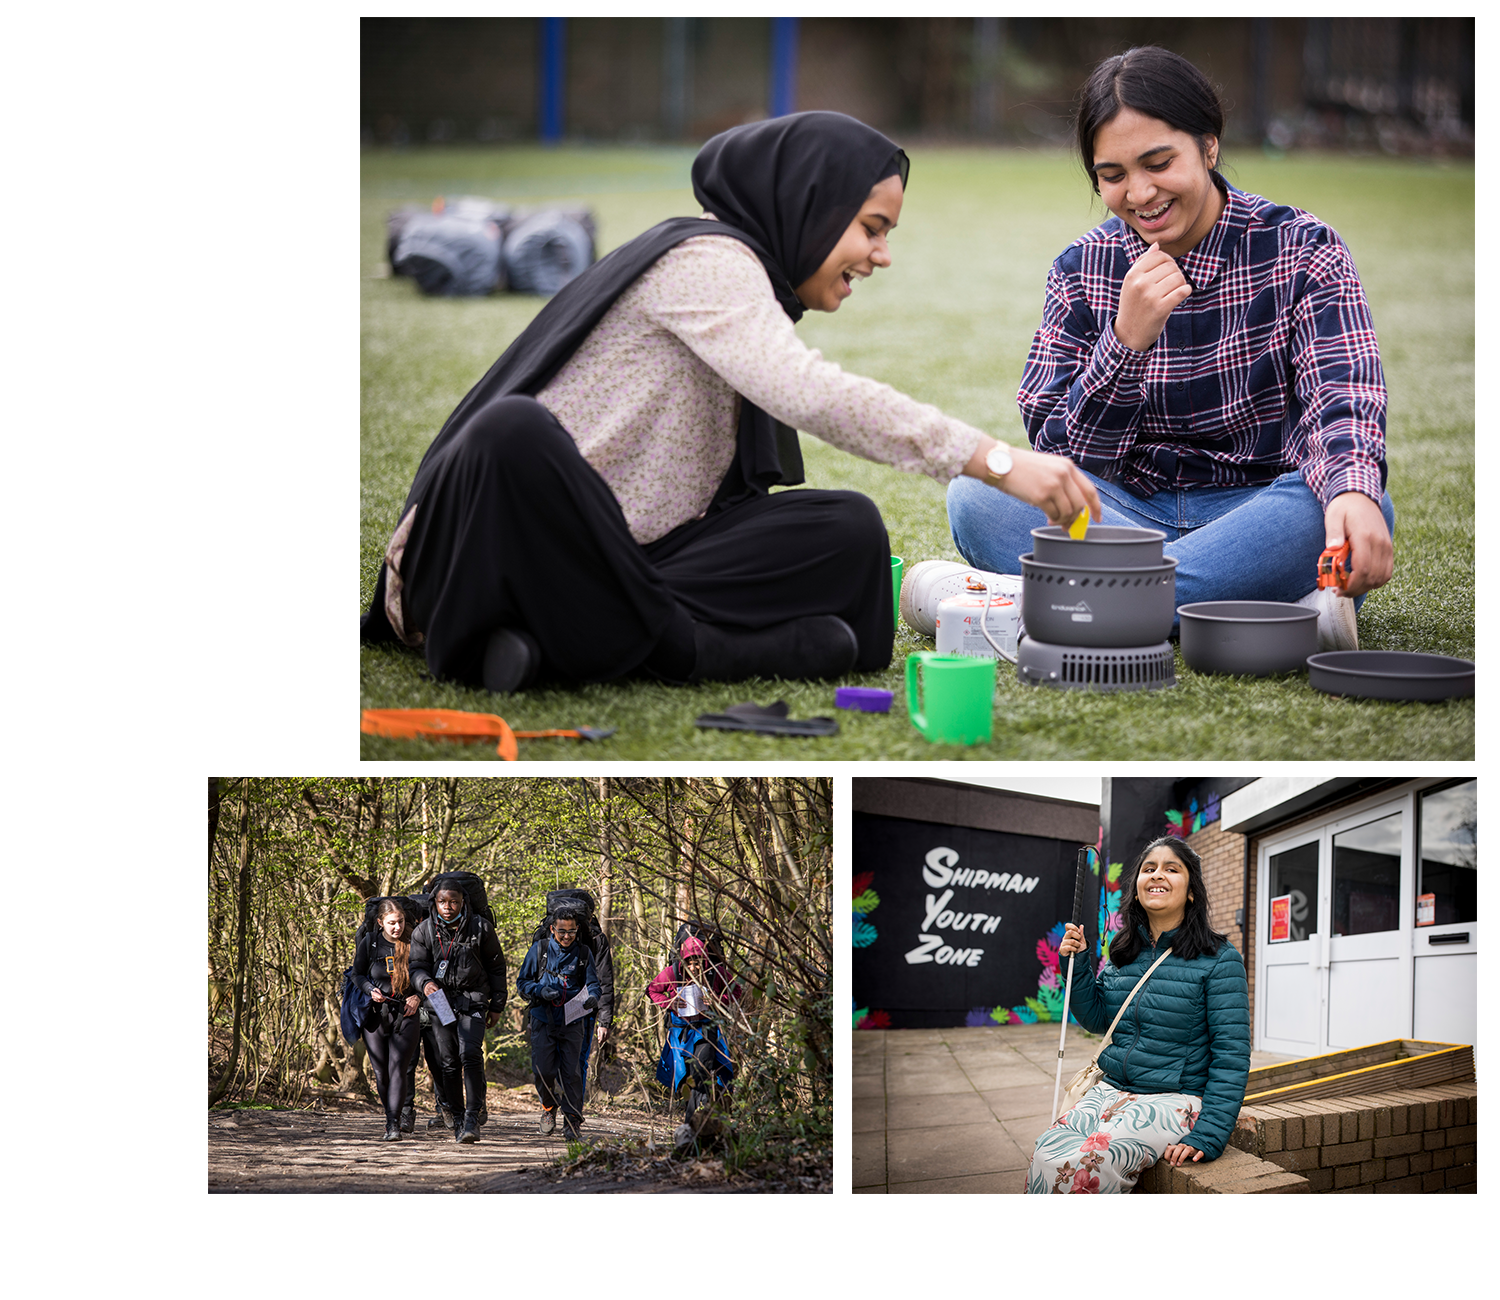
[364,112,909,640]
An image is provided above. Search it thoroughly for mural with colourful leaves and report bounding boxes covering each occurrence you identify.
[961,845,1127,1026]
[1164,791,1220,839]
[853,870,887,1028]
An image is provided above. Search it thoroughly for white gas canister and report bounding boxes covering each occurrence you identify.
[935,594,1019,659]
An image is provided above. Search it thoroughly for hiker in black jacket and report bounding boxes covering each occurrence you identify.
[410,877,507,1144]
[354,899,425,1141]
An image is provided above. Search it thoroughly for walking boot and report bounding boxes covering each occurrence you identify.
[688,616,858,684]
[539,1107,557,1136]
[428,1099,452,1130]
[399,1104,415,1134]
[456,1113,481,1144]
[382,1118,402,1141]
[562,1113,582,1142]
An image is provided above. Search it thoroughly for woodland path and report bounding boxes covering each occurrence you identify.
[208,1083,763,1193]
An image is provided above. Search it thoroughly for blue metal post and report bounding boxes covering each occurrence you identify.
[539,17,565,144]
[769,17,799,118]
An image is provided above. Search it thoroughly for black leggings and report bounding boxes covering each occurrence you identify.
[395,396,894,686]
[362,1011,422,1124]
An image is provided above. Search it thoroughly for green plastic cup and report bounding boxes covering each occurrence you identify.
[906,651,995,745]
[890,555,904,629]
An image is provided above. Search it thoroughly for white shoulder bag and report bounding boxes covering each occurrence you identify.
[1059,946,1174,1115]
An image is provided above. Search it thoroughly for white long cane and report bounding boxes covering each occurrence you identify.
[1050,847,1093,1123]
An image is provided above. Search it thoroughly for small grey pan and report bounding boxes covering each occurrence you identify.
[1030,524,1166,569]
[1177,601,1318,676]
[1307,651,1475,702]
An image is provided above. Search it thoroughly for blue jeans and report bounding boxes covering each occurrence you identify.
[946,469,1395,616]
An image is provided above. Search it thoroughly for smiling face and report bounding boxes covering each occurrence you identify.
[1090,107,1223,258]
[552,918,579,948]
[793,173,904,313]
[1136,843,1192,934]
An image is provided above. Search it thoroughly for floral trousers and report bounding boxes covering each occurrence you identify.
[1025,1080,1202,1194]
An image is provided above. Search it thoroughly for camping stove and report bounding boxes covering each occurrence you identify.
[1015,525,1178,692]
[1016,638,1176,692]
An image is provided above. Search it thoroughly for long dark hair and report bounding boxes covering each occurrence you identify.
[1075,46,1225,194]
[1109,835,1226,967]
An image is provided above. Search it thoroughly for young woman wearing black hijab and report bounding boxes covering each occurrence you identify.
[362,111,1100,691]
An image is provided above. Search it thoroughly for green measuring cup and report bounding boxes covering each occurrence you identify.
[906,652,995,745]
[890,555,904,629]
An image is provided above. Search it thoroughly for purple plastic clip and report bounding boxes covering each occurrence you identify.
[835,687,893,713]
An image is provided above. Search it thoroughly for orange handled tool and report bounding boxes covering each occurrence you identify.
[1317,541,1351,591]
[360,710,618,760]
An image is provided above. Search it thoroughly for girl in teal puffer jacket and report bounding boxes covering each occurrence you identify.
[1027,836,1250,1194]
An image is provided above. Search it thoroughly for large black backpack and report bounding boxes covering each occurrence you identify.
[528,888,614,1023]
[425,871,496,928]
[357,893,430,944]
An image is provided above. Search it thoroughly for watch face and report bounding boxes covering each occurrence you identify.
[987,446,1013,476]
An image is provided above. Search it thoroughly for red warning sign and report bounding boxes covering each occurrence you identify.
[1269,894,1292,943]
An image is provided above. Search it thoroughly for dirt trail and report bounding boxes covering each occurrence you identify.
[208,1084,762,1193]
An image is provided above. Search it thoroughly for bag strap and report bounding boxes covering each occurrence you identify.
[1086,945,1174,1065]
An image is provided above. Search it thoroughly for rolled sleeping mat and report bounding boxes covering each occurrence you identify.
[392,208,505,296]
[503,210,595,294]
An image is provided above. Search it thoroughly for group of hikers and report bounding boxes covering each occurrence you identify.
[343,871,741,1144]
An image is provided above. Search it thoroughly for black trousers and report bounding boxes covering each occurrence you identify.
[428,1009,488,1122]
[530,1016,587,1120]
[398,395,894,686]
[362,1010,422,1124]
[403,1019,446,1113]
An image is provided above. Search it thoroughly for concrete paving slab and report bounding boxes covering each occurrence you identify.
[885,1068,975,1098]
[886,1091,995,1131]
[1002,1116,1051,1155]
[961,1063,1057,1091]
[888,1120,1031,1182]
[852,1129,885,1189]
[854,1023,1306,1195]
[890,1169,1029,1194]
[980,1082,1057,1121]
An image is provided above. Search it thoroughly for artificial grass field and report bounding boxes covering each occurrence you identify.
[361,145,1473,760]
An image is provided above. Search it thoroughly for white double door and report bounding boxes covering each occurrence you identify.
[1255,788,1474,1056]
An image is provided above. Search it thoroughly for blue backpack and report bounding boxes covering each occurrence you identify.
[339,966,373,1044]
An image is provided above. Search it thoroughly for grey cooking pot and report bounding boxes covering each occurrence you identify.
[1307,651,1475,701]
[1178,601,1318,676]
[1020,553,1177,647]
[1030,524,1166,569]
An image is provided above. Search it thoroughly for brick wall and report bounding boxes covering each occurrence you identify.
[1185,821,1253,1005]
[1233,1083,1478,1193]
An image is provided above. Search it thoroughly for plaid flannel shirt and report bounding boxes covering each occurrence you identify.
[1018,184,1387,508]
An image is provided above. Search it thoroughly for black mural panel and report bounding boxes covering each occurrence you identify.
[852,814,1096,1024]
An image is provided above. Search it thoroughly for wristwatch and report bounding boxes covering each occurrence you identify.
[985,443,1014,479]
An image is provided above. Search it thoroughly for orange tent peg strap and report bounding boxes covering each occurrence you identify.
[361,709,518,761]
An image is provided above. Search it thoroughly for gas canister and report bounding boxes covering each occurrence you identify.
[935,594,1019,659]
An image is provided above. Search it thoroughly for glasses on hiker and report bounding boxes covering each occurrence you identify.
[553,924,578,939]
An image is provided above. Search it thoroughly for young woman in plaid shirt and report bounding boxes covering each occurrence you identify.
[946,47,1395,647]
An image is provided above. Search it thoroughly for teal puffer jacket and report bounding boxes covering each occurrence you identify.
[1067,926,1250,1159]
